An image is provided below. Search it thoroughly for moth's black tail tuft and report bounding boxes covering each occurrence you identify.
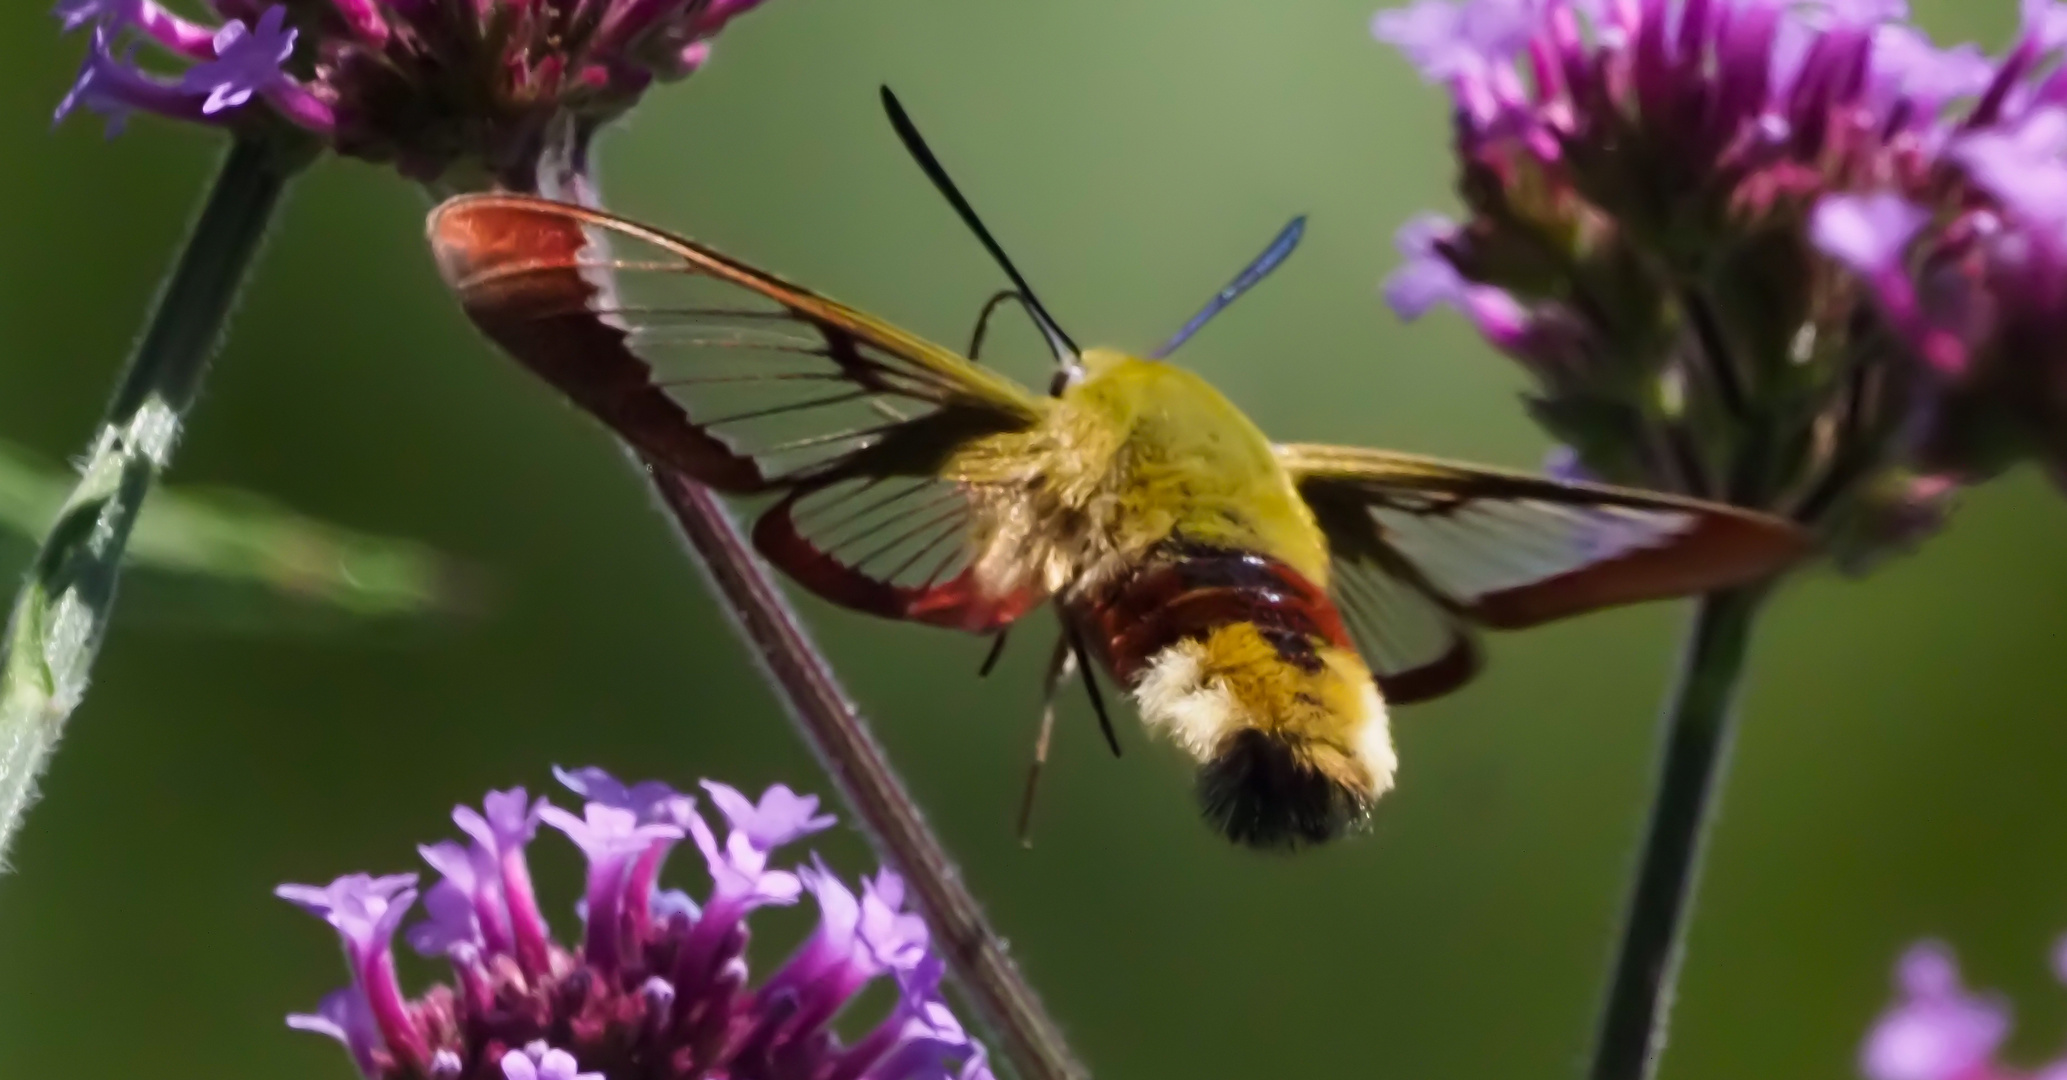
[1196,728,1372,850]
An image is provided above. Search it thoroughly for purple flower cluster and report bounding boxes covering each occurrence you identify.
[53,0,774,188]
[1860,940,2067,1080]
[279,768,992,1080]
[1376,0,2067,568]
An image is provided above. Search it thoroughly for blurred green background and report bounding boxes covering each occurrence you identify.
[1,1,2063,1077]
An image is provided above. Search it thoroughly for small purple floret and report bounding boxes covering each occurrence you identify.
[860,870,932,972]
[540,801,683,973]
[1382,214,1469,320]
[179,6,293,115]
[689,794,807,909]
[287,987,384,1077]
[1953,107,2067,234]
[2027,0,2067,53]
[1870,28,1992,106]
[275,873,419,959]
[453,788,554,977]
[539,803,685,866]
[1811,192,1929,277]
[554,765,686,824]
[1383,214,1527,348]
[701,779,836,851]
[403,870,483,959]
[855,956,996,1080]
[1854,939,2067,1080]
[1374,0,1537,82]
[277,873,431,1070]
[54,0,128,33]
[54,26,199,136]
[501,1047,603,1080]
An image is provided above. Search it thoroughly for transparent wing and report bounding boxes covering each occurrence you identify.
[429,194,1051,631]
[1328,552,1482,704]
[1282,443,1807,701]
[427,193,1047,492]
[753,474,1041,630]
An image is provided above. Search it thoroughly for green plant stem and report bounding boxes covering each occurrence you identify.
[1590,585,1767,1080]
[0,134,308,868]
[646,470,1086,1080]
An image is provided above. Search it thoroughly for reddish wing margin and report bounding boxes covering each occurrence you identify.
[1280,443,1810,703]
[428,193,1050,632]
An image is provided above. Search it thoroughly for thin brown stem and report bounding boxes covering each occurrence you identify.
[643,465,1086,1080]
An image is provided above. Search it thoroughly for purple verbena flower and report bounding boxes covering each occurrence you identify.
[1859,939,2067,1080]
[1377,0,2067,568]
[281,768,991,1080]
[50,0,781,188]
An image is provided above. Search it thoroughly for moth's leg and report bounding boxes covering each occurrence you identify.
[978,626,1011,677]
[1015,632,1076,848]
[1065,622,1121,758]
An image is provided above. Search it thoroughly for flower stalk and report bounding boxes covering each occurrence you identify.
[646,471,1087,1080]
[1593,585,1765,1080]
[0,131,312,867]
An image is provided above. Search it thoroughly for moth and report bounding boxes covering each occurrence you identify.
[428,89,1807,850]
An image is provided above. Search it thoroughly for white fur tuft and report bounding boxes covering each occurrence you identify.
[1352,679,1398,797]
[1131,641,1240,762]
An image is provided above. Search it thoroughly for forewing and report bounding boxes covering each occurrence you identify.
[1282,443,1808,633]
[1282,443,1806,700]
[428,194,1050,631]
[427,193,1046,492]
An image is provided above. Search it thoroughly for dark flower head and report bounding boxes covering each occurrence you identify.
[281,769,992,1080]
[1376,0,2067,569]
[52,0,777,189]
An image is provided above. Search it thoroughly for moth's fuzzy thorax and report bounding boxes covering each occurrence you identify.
[952,404,1137,601]
[949,351,1334,607]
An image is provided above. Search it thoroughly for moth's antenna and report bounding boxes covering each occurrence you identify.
[881,86,1083,379]
[1150,215,1306,359]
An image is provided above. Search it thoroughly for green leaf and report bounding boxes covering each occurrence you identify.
[0,437,471,634]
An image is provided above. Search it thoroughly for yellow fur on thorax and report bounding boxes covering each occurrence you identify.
[945,349,1333,602]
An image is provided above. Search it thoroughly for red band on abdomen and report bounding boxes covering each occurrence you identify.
[1075,545,1351,683]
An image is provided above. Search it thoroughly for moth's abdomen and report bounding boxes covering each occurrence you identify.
[1075,546,1397,849]
[1080,546,1347,681]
